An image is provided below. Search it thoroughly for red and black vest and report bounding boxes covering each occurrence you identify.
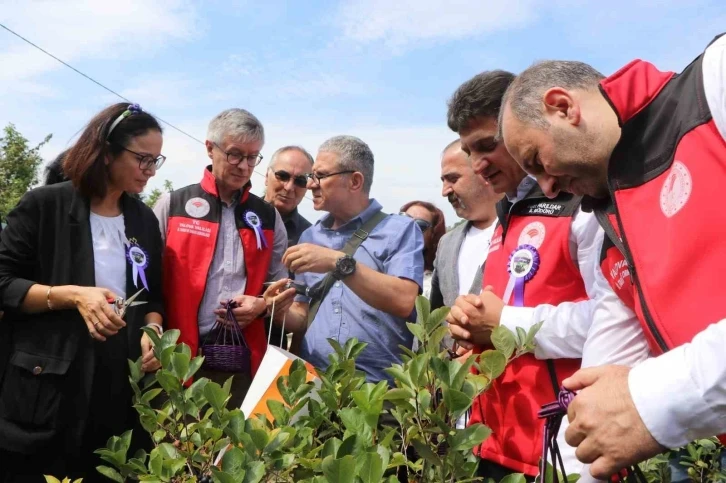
[469,185,586,476]
[162,167,275,375]
[591,33,726,356]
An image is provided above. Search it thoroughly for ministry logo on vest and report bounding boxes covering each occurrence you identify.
[518,222,546,249]
[660,161,692,218]
[185,197,211,218]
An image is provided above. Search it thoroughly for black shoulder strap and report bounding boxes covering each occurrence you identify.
[546,359,560,397]
[594,209,628,261]
[306,211,389,326]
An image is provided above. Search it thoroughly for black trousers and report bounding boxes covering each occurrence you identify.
[476,458,536,481]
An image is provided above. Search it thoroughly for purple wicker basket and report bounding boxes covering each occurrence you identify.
[200,301,251,374]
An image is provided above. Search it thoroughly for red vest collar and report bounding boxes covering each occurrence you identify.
[599,60,675,126]
[200,166,252,203]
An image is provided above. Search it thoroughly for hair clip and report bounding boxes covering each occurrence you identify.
[107,103,144,139]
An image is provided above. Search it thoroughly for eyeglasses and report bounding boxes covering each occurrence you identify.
[119,145,166,171]
[400,212,432,233]
[305,170,356,186]
[272,169,309,189]
[213,142,263,167]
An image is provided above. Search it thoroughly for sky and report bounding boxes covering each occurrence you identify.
[1,0,725,225]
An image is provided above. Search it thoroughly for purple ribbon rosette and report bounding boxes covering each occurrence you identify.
[244,210,268,250]
[126,241,150,291]
[505,244,540,307]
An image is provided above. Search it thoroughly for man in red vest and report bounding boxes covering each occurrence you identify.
[445,70,649,480]
[499,33,726,479]
[154,108,288,407]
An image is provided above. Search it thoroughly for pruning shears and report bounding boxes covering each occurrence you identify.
[107,288,147,318]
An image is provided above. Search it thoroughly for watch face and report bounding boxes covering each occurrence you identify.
[338,256,356,275]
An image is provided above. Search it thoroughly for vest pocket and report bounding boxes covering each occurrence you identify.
[0,350,72,428]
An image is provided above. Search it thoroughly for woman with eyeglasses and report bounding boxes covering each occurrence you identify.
[400,201,446,298]
[0,103,166,481]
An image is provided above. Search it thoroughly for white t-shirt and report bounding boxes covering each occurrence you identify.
[457,223,496,295]
[90,212,127,300]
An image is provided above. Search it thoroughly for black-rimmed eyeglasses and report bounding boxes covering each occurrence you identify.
[400,212,432,233]
[213,142,263,167]
[272,169,309,189]
[305,170,356,186]
[118,145,166,170]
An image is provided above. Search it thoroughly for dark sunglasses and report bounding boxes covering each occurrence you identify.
[272,169,309,189]
[400,212,432,233]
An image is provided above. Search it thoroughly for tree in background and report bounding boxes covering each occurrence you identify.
[0,123,52,222]
[143,179,173,208]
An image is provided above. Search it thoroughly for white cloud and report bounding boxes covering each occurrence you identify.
[335,0,537,51]
[0,0,199,88]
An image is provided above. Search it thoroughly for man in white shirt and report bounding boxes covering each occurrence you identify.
[498,33,726,479]
[429,139,500,311]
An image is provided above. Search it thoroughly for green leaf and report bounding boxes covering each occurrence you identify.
[427,306,451,332]
[148,450,162,477]
[43,477,61,483]
[141,325,162,347]
[321,455,356,483]
[96,466,124,483]
[515,327,527,347]
[411,439,442,466]
[141,388,163,405]
[415,295,431,326]
[500,475,528,483]
[157,442,179,459]
[210,468,239,483]
[525,321,543,346]
[478,350,507,381]
[156,369,182,394]
[442,387,471,415]
[383,388,414,401]
[171,352,190,383]
[358,452,385,483]
[159,329,180,351]
[204,381,228,412]
[449,423,492,451]
[490,326,516,359]
[406,322,426,342]
[221,446,246,477]
[184,355,204,383]
[249,429,269,451]
[267,399,289,425]
[241,461,265,483]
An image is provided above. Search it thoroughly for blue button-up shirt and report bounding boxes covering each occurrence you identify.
[295,199,424,383]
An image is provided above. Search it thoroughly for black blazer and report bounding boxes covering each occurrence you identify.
[0,181,164,453]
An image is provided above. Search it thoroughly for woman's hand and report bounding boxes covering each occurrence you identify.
[140,328,161,373]
[73,286,126,341]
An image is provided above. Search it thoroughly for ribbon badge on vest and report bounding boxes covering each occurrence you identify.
[244,211,268,250]
[126,238,150,291]
[503,244,540,307]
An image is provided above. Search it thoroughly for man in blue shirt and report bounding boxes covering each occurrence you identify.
[266,135,424,383]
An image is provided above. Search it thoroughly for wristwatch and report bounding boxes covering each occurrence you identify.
[333,255,357,280]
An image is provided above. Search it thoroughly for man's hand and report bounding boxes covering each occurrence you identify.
[282,243,344,274]
[214,295,266,329]
[446,287,504,348]
[263,279,297,322]
[563,365,666,479]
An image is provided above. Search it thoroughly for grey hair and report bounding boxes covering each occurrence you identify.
[207,108,265,145]
[318,135,374,193]
[268,145,314,170]
[499,60,605,135]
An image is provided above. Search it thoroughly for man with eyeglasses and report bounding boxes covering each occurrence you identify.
[264,135,424,384]
[154,108,288,407]
[263,146,314,350]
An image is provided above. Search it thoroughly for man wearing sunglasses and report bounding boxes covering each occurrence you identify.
[264,135,424,384]
[264,146,314,247]
[263,146,314,350]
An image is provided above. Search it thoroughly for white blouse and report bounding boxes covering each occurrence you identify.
[89,212,127,300]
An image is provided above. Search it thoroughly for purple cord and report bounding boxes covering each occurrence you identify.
[538,388,575,482]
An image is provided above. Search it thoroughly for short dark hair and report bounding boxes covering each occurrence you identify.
[44,149,70,185]
[63,103,162,199]
[447,70,516,133]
